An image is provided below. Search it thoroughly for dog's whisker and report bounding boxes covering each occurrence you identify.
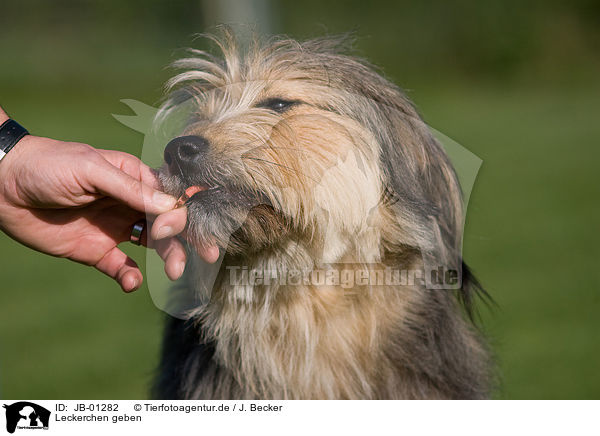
[241,156,319,184]
[247,145,308,153]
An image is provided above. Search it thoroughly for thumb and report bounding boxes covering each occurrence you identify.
[90,158,176,215]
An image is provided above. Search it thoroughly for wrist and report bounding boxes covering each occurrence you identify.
[0,118,29,166]
[0,135,38,208]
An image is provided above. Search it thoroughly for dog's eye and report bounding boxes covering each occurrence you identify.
[257,98,298,113]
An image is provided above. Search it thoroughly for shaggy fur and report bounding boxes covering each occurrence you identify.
[153,30,491,400]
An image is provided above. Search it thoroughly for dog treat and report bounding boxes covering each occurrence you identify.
[175,185,206,208]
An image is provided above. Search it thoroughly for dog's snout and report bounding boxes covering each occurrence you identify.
[164,135,209,171]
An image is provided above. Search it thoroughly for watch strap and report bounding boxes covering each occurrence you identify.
[0,119,29,161]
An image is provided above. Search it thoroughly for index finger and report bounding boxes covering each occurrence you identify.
[97,149,162,189]
[90,156,176,215]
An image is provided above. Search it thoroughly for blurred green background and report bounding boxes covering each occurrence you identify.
[0,0,598,399]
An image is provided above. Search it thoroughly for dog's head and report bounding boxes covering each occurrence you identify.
[158,30,463,269]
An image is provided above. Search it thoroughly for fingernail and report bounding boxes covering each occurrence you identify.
[126,278,139,292]
[156,225,173,239]
[152,191,176,210]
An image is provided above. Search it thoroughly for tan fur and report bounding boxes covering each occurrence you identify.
[154,29,491,400]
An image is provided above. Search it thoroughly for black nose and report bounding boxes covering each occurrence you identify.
[164,135,209,173]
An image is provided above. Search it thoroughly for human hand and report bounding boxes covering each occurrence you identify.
[0,131,187,292]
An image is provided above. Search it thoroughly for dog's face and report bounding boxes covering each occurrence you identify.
[159,33,463,266]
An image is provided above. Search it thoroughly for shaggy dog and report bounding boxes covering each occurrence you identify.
[153,30,491,399]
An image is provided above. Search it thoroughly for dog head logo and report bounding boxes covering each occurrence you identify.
[3,402,50,434]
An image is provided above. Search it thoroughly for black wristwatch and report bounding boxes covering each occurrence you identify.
[0,119,29,162]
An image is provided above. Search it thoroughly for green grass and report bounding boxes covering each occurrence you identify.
[412,82,600,399]
[0,39,598,399]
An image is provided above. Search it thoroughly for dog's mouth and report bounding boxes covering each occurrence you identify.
[175,184,218,208]
[159,167,285,254]
[171,178,270,211]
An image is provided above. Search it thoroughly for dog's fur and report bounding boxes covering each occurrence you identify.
[153,30,491,399]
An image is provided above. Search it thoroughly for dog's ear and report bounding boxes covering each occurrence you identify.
[377,101,494,315]
[377,101,464,267]
[459,261,494,323]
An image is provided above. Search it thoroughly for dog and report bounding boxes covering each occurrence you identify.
[153,30,491,399]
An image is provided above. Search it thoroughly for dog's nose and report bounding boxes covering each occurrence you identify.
[164,135,210,172]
